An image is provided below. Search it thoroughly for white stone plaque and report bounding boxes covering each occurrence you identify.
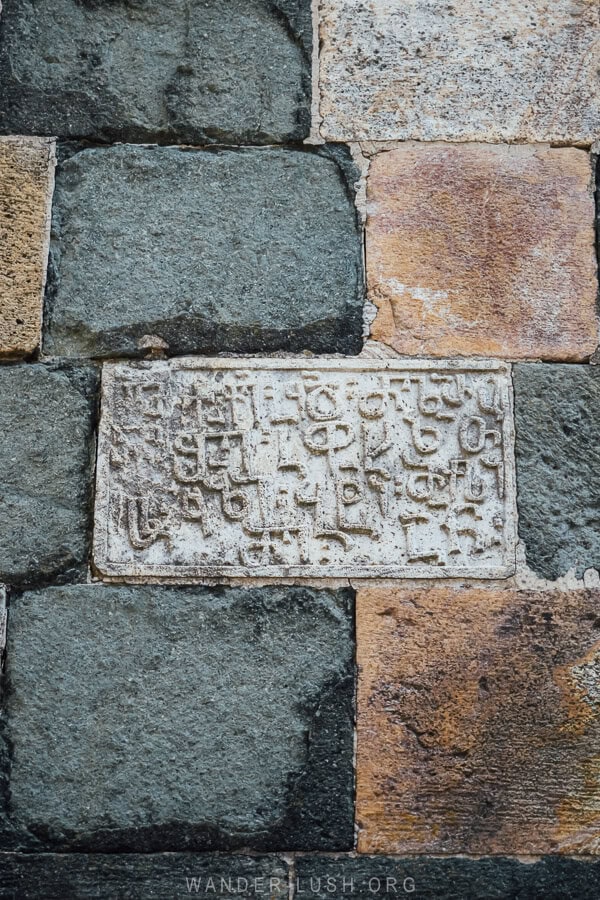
[94,358,516,580]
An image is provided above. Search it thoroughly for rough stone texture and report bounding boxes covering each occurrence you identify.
[367,144,598,361]
[0,0,311,144]
[0,584,355,851]
[94,358,516,581]
[44,145,363,358]
[0,364,97,586]
[0,853,288,900]
[514,364,600,579]
[0,137,55,358]
[319,0,600,143]
[296,856,600,900]
[356,585,600,855]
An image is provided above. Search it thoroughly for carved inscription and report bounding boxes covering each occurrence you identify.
[94,359,516,579]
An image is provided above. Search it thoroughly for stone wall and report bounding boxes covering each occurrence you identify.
[0,1,599,897]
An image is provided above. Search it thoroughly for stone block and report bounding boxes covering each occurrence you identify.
[0,364,97,585]
[44,145,363,358]
[93,358,516,581]
[356,585,600,855]
[319,0,600,143]
[0,853,289,900]
[296,856,600,900]
[0,0,311,144]
[0,137,55,358]
[367,144,597,361]
[514,364,600,579]
[0,584,354,851]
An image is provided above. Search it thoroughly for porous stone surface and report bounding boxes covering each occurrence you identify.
[0,853,289,900]
[0,364,97,585]
[356,586,600,855]
[319,0,600,143]
[367,144,598,360]
[45,145,363,358]
[0,585,355,851]
[514,364,600,579]
[0,137,55,358]
[0,0,311,144]
[94,358,516,581]
[296,856,600,900]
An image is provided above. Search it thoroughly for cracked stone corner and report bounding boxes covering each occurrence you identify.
[348,142,369,225]
[513,541,600,591]
[358,338,401,359]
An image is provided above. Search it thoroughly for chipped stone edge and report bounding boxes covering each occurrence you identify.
[346,143,375,342]
[306,0,325,145]
[0,584,6,699]
[92,355,517,585]
[39,139,57,358]
[0,586,6,658]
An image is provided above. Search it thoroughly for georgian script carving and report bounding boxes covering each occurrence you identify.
[94,358,517,579]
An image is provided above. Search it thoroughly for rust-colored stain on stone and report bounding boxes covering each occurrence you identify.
[356,586,600,855]
[0,137,55,358]
[367,144,598,361]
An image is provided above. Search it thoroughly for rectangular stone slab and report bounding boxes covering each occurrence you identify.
[318,0,600,143]
[356,586,600,855]
[94,358,516,580]
[367,144,598,361]
[296,856,600,900]
[0,854,289,900]
[2,585,354,851]
[0,136,55,358]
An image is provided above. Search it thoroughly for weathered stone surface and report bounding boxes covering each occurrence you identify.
[0,137,55,358]
[0,584,354,851]
[0,364,97,585]
[296,856,600,900]
[319,0,600,143]
[94,358,516,580]
[367,144,598,361]
[44,145,363,358]
[514,364,600,579]
[0,0,311,144]
[0,853,289,900]
[356,586,600,855]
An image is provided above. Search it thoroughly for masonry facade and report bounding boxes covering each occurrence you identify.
[0,1,599,897]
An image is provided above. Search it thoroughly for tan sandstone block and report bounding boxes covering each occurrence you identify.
[319,0,600,143]
[0,137,55,358]
[367,144,598,360]
[357,585,600,855]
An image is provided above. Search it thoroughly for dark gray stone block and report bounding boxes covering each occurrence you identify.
[44,145,364,359]
[0,853,288,900]
[0,0,311,144]
[0,364,97,585]
[514,364,600,579]
[296,856,600,900]
[0,585,355,851]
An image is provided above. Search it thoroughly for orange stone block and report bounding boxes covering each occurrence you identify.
[0,136,55,358]
[367,144,598,360]
[357,586,600,855]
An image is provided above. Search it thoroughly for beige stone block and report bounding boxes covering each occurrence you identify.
[367,144,598,360]
[0,137,55,358]
[319,0,600,143]
[357,585,600,855]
